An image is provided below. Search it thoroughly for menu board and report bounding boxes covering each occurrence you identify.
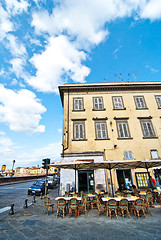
[135,172,149,188]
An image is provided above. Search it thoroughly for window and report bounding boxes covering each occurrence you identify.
[151,150,159,159]
[116,120,130,139]
[140,119,156,138]
[155,96,161,108]
[134,96,147,109]
[95,122,108,139]
[112,96,124,109]
[124,151,133,160]
[73,98,83,111]
[93,97,104,110]
[73,121,85,140]
[135,172,149,188]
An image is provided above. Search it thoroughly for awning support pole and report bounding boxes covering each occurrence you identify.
[109,164,114,197]
[75,165,76,193]
[145,162,152,188]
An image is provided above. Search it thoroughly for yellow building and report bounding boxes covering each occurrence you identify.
[59,81,161,194]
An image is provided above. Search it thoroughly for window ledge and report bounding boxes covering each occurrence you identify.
[95,138,110,140]
[92,108,106,111]
[72,109,85,112]
[72,139,88,141]
[142,137,158,139]
[135,108,149,110]
[117,137,133,140]
[113,108,126,110]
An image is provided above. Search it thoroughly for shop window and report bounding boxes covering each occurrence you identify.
[135,172,149,188]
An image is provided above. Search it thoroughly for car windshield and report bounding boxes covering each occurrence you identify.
[33,181,44,186]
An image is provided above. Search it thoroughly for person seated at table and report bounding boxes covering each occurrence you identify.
[118,183,125,191]
[130,184,138,194]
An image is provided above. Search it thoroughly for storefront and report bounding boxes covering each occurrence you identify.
[78,170,95,193]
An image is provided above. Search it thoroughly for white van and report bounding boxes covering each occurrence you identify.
[47,176,56,189]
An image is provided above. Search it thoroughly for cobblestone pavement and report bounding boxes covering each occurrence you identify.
[0,189,161,240]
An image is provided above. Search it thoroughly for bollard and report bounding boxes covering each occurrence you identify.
[32,194,36,203]
[9,204,14,215]
[40,193,43,199]
[24,199,28,208]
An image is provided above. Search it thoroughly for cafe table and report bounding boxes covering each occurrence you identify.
[102,196,139,202]
[55,196,82,201]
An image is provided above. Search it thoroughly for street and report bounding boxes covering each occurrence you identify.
[0,181,44,211]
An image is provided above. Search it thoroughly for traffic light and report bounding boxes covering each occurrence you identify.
[42,158,50,169]
[42,159,47,169]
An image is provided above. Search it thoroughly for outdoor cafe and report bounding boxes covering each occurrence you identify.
[44,159,161,218]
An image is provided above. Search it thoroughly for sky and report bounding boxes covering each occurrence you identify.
[0,0,161,169]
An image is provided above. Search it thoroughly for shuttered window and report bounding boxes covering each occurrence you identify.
[151,150,159,159]
[140,120,155,138]
[117,121,130,138]
[155,96,161,108]
[95,122,107,139]
[124,151,133,159]
[73,98,83,110]
[74,123,85,140]
[93,97,103,110]
[113,97,124,109]
[134,96,146,109]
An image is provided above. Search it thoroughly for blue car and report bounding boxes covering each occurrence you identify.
[28,180,46,196]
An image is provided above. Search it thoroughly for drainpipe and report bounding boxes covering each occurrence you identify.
[62,88,69,155]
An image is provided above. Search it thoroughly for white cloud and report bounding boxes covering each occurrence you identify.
[0,6,13,40]
[0,84,46,133]
[145,64,159,73]
[5,0,29,15]
[16,142,62,167]
[6,34,27,57]
[141,0,161,20]
[10,58,26,78]
[28,35,90,92]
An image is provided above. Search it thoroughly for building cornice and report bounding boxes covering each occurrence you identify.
[59,82,161,104]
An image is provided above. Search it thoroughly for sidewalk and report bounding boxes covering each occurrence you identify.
[0,190,161,240]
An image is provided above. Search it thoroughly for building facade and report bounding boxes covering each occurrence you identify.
[59,82,161,194]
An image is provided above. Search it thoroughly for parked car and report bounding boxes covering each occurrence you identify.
[47,176,56,189]
[28,180,46,196]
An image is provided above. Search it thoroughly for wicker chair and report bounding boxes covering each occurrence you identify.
[118,198,131,219]
[132,198,146,218]
[69,198,78,218]
[42,196,54,215]
[78,196,87,216]
[97,197,107,216]
[107,199,118,219]
[56,198,66,218]
[143,194,152,215]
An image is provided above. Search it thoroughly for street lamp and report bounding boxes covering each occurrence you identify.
[11,159,16,177]
[37,165,39,176]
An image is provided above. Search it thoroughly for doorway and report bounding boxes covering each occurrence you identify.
[116,169,133,190]
[78,170,95,193]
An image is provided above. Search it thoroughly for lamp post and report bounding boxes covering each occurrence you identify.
[11,159,16,177]
[37,165,39,176]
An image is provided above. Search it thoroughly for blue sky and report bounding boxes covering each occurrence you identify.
[0,0,161,169]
